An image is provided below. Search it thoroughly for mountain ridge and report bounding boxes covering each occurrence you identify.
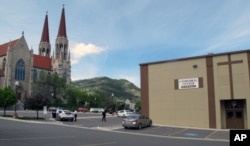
[72,76,140,101]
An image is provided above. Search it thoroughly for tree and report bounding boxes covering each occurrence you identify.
[135,100,141,111]
[86,94,105,108]
[32,73,66,106]
[0,87,16,116]
[26,93,49,120]
[77,91,88,107]
[50,73,66,104]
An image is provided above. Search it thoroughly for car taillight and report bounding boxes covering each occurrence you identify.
[132,120,138,124]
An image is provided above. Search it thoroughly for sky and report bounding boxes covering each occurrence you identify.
[1,0,250,87]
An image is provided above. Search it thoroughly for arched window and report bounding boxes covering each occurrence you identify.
[15,59,25,80]
[64,44,67,52]
[39,70,45,81]
[46,48,50,56]
[60,43,63,49]
[33,69,37,81]
[2,58,6,71]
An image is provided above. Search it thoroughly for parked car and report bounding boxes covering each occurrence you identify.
[56,110,74,121]
[122,114,152,129]
[117,110,133,117]
[78,107,89,113]
[90,108,104,113]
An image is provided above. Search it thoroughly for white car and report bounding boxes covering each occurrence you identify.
[117,110,133,117]
[90,108,104,113]
[56,110,74,121]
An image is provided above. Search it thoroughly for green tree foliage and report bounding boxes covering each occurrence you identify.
[26,93,49,119]
[50,73,66,101]
[64,85,110,109]
[64,85,87,109]
[86,94,104,108]
[32,73,66,105]
[0,87,16,116]
[135,100,141,110]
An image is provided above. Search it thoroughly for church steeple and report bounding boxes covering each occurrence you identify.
[55,5,68,60]
[39,11,51,57]
[41,11,50,43]
[53,5,71,84]
[57,5,67,38]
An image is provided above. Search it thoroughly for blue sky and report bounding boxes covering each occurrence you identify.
[1,0,250,87]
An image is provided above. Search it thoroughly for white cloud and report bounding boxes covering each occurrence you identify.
[204,28,250,53]
[69,41,105,64]
[202,11,250,54]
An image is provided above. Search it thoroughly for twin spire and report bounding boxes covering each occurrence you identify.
[39,6,68,58]
[57,6,67,38]
[40,6,67,42]
[40,11,50,43]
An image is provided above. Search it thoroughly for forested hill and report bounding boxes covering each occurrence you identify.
[72,77,140,101]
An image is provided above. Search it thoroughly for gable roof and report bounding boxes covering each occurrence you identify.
[0,39,19,56]
[33,55,52,70]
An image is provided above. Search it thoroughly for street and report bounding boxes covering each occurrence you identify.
[0,110,229,146]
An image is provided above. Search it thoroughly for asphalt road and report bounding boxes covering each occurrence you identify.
[0,110,229,146]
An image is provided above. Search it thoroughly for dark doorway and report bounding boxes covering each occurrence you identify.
[224,100,245,129]
[17,92,21,100]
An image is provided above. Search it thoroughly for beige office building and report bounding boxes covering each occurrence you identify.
[140,50,250,129]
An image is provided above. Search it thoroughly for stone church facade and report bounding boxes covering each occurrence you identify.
[0,7,71,103]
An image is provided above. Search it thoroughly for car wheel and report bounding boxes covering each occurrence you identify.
[148,121,152,127]
[138,123,142,130]
[71,118,74,122]
[124,127,128,129]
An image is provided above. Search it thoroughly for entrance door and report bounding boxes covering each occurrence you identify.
[17,92,21,100]
[225,100,245,129]
[226,110,244,129]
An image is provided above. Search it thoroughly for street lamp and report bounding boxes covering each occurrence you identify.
[24,91,27,110]
[94,98,96,108]
[112,93,116,112]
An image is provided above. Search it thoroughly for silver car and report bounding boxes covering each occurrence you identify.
[122,114,152,129]
[117,110,133,117]
[56,110,74,121]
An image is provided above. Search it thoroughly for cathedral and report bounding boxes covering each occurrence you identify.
[0,6,71,102]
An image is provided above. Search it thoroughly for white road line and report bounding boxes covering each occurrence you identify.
[80,142,116,146]
[0,136,75,141]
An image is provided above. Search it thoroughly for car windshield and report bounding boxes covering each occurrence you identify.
[64,110,71,114]
[126,115,139,119]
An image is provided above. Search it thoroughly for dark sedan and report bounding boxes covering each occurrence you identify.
[122,114,152,129]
